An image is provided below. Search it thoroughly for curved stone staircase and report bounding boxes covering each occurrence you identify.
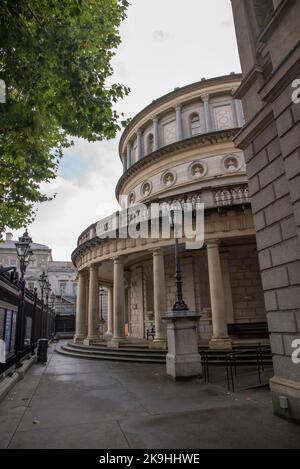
[56,341,273,367]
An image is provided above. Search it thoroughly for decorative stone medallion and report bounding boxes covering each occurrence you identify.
[161,170,176,188]
[141,180,152,198]
[222,154,241,173]
[189,161,207,179]
[128,191,136,206]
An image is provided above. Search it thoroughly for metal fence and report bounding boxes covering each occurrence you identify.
[0,272,55,375]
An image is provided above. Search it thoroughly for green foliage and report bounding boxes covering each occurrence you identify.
[0,0,130,233]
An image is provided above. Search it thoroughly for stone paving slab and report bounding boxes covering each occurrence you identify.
[0,343,299,449]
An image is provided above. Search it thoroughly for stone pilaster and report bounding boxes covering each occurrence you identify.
[137,129,143,160]
[83,265,99,345]
[73,271,86,343]
[126,143,131,168]
[175,104,183,141]
[201,94,213,132]
[153,116,159,150]
[206,240,232,349]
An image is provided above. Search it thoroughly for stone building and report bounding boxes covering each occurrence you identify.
[0,233,78,320]
[231,0,300,421]
[72,74,266,350]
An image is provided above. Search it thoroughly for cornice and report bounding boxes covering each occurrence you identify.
[115,129,240,199]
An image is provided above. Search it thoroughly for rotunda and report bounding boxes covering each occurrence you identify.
[71,74,266,351]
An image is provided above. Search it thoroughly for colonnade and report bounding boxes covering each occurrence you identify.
[74,240,232,349]
[122,93,245,171]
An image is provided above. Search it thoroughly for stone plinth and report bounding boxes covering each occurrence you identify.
[164,311,202,380]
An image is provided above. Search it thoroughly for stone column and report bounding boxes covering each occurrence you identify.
[83,265,99,345]
[206,240,232,349]
[106,287,113,336]
[151,249,167,348]
[175,104,183,140]
[73,271,86,343]
[126,142,131,168]
[153,116,159,150]
[110,257,126,346]
[202,94,213,132]
[137,129,143,160]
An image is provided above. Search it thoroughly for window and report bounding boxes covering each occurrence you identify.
[9,258,17,267]
[147,133,154,154]
[29,256,37,268]
[27,282,35,292]
[72,282,77,297]
[190,113,201,136]
[59,281,67,296]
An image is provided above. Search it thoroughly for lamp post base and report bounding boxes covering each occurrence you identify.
[164,311,202,380]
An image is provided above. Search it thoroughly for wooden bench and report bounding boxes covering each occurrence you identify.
[227,322,269,339]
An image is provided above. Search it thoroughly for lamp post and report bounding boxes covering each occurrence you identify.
[99,287,105,339]
[163,209,202,380]
[45,281,51,338]
[50,292,56,337]
[170,210,189,314]
[14,229,32,368]
[38,271,47,338]
[30,287,38,355]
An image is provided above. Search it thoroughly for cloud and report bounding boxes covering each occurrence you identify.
[11,138,121,261]
[152,30,173,42]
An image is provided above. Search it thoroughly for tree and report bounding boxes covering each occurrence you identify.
[0,0,129,234]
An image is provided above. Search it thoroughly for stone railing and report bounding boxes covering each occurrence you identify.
[214,186,249,207]
[77,186,250,246]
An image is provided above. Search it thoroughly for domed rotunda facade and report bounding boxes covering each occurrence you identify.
[71,74,266,351]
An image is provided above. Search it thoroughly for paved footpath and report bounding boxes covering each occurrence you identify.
[0,343,299,449]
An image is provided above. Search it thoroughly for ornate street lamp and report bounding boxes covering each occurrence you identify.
[170,209,189,314]
[14,229,32,368]
[15,229,32,280]
[99,287,105,339]
[50,292,56,336]
[45,281,51,338]
[38,271,48,337]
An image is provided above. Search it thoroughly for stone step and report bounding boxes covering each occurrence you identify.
[64,343,166,359]
[56,345,166,363]
[56,341,272,366]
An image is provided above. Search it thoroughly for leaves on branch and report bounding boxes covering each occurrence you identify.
[0,0,130,233]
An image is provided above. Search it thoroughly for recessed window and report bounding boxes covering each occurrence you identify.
[147,133,154,154]
[190,113,201,136]
[59,281,67,296]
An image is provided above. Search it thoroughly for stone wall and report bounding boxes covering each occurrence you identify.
[245,86,300,385]
[128,245,265,341]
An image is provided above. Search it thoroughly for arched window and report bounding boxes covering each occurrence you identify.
[147,133,154,154]
[190,113,201,136]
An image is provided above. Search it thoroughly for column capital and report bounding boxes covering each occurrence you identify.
[174,103,182,111]
[112,256,124,264]
[152,115,159,122]
[206,239,221,248]
[151,247,164,256]
[201,93,210,102]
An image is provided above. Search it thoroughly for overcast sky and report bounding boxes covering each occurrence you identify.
[11,0,241,260]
